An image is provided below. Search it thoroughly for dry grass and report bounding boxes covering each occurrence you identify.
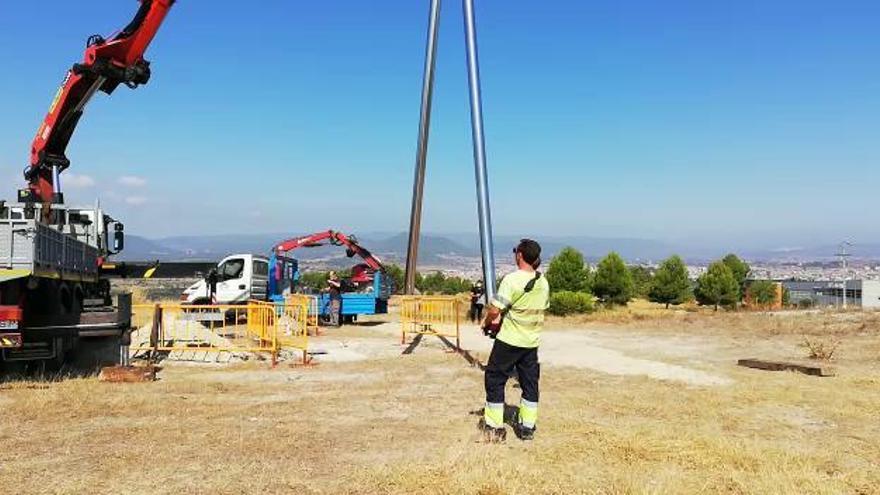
[126,285,150,305]
[1,310,880,494]
[802,338,841,361]
[556,299,880,338]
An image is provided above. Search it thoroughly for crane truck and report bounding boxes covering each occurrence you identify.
[0,1,174,370]
[179,230,392,322]
[271,230,393,319]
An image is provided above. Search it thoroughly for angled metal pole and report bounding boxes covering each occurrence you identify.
[404,0,442,295]
[462,0,497,299]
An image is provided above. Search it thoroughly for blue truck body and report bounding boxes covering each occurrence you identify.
[315,272,391,317]
[268,252,391,319]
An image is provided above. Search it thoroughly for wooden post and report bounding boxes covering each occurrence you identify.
[455,300,461,352]
[149,303,162,362]
[737,359,835,377]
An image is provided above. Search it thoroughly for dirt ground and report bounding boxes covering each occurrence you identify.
[1,307,879,494]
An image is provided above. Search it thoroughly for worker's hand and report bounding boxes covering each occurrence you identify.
[482,306,500,327]
[482,315,502,339]
[481,306,502,338]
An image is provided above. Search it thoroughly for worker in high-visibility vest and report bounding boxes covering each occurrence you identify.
[480,239,550,442]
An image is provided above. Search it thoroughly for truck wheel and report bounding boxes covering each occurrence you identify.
[58,283,73,315]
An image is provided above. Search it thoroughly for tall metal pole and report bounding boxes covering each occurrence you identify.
[462,0,497,299]
[839,241,851,309]
[404,0,442,295]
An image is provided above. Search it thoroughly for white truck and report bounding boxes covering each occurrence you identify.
[180,254,270,305]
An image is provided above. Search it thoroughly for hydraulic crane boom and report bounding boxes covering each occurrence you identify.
[275,230,385,272]
[24,0,174,205]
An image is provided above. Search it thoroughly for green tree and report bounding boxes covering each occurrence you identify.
[748,280,779,308]
[298,269,352,292]
[592,252,634,306]
[412,271,471,295]
[545,247,591,293]
[383,264,405,294]
[629,265,654,299]
[722,253,750,300]
[417,271,446,294]
[548,291,594,316]
[695,261,739,311]
[298,271,328,292]
[781,286,791,307]
[649,255,691,309]
[441,275,471,295]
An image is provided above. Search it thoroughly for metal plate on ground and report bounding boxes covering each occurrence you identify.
[177,312,224,322]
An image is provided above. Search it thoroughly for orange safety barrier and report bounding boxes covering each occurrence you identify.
[287,294,321,335]
[276,297,311,363]
[130,300,309,364]
[399,295,463,350]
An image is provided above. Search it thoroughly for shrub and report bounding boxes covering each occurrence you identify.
[548,291,594,316]
[747,280,779,308]
[415,271,471,295]
[802,338,840,361]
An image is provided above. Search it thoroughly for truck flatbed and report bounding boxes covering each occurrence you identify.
[1,203,101,284]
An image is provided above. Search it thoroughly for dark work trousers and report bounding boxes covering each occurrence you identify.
[469,302,484,323]
[329,297,342,327]
[484,338,540,405]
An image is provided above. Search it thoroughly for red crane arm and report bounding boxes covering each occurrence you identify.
[275,230,385,272]
[332,232,384,272]
[275,230,336,253]
[25,0,174,204]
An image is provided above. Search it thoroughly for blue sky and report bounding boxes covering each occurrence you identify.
[1,1,878,249]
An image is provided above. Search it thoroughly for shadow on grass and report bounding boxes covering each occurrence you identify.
[351,321,385,328]
[401,333,424,355]
[2,337,135,383]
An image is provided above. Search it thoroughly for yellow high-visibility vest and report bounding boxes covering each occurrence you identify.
[490,269,550,348]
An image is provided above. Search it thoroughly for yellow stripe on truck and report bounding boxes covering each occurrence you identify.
[0,269,33,283]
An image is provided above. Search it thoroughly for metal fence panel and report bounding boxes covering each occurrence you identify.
[399,295,462,349]
[130,300,310,364]
[286,294,320,335]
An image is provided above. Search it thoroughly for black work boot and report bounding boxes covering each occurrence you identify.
[477,419,507,443]
[517,425,536,441]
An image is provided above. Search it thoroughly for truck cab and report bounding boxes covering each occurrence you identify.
[181,254,269,304]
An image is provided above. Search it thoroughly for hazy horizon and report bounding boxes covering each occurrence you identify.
[119,229,880,265]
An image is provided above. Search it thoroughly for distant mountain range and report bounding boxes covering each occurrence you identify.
[119,232,880,265]
[120,232,480,265]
